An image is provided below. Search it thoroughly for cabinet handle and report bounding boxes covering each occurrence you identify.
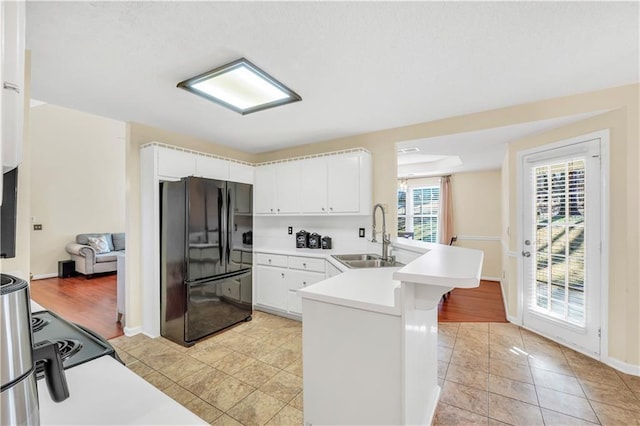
[303,281,307,286]
[281,273,285,278]
[270,208,273,212]
[322,207,325,211]
[329,207,333,211]
[303,263,306,268]
[268,259,272,263]
[3,82,20,93]
[277,208,280,212]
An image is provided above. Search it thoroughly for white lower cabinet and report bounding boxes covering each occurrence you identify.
[255,253,326,317]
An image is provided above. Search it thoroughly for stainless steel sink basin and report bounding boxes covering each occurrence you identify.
[331,254,404,269]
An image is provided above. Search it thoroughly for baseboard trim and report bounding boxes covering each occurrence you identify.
[481,276,501,282]
[603,356,640,376]
[506,314,521,325]
[32,273,58,280]
[123,326,142,336]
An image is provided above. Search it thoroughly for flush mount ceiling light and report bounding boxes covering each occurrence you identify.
[177,58,301,115]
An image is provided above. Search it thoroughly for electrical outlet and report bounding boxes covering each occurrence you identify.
[288,226,293,235]
[359,228,365,238]
[33,224,43,231]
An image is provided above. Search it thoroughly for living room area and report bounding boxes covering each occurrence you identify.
[28,101,126,340]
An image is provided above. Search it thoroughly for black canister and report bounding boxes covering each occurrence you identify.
[296,230,309,248]
[321,236,332,250]
[308,233,322,249]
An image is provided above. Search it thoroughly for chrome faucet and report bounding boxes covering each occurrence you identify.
[372,203,391,261]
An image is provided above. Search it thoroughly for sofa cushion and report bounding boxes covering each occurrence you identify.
[87,236,111,254]
[95,252,118,263]
[112,233,125,251]
[77,233,114,252]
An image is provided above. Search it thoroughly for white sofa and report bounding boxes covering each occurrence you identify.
[65,233,125,278]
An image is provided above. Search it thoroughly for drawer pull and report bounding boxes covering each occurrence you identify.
[281,273,285,278]
[303,263,307,268]
[303,281,307,286]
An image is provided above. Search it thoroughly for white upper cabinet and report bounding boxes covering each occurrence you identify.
[254,164,277,214]
[276,162,301,213]
[195,156,230,181]
[300,157,328,213]
[157,147,196,179]
[229,162,254,184]
[328,154,361,213]
[1,0,25,172]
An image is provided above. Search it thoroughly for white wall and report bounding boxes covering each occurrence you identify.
[29,104,125,277]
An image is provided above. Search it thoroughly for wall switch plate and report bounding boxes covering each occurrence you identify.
[34,224,43,231]
[359,228,365,238]
[288,226,293,235]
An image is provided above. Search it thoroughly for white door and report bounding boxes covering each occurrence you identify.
[522,137,602,356]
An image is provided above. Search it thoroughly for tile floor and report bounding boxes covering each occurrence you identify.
[108,312,640,426]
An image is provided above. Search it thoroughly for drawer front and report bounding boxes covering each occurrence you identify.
[256,253,288,268]
[288,256,325,273]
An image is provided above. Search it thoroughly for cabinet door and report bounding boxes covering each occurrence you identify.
[255,266,287,311]
[254,165,277,214]
[158,148,196,179]
[276,162,301,213]
[328,154,360,213]
[196,156,229,180]
[287,270,325,314]
[300,157,328,213]
[229,163,254,184]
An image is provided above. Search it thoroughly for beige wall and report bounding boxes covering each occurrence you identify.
[451,170,501,279]
[125,123,257,330]
[1,52,31,281]
[29,104,125,276]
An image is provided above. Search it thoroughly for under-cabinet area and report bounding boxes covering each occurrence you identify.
[254,252,344,318]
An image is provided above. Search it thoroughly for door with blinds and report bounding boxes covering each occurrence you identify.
[521,137,602,356]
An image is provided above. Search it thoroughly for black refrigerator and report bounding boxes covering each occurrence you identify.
[160,176,253,346]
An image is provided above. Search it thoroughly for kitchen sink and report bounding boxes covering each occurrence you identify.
[331,254,404,269]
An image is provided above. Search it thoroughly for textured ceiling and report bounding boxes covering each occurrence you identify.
[26,2,639,154]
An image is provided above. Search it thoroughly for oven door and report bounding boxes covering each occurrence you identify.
[185,269,252,342]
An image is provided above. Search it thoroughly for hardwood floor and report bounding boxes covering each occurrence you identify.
[29,273,124,340]
[438,279,507,322]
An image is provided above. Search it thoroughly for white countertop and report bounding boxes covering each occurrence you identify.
[30,300,206,425]
[294,238,483,315]
[38,356,206,425]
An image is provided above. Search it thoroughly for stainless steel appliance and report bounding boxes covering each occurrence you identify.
[1,274,69,425]
[160,177,253,346]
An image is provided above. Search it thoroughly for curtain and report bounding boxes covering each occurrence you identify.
[439,175,454,245]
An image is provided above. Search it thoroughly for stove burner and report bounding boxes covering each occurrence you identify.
[31,316,49,333]
[55,339,83,361]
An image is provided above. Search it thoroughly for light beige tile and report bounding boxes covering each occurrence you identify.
[115,349,137,365]
[189,344,234,365]
[213,351,256,376]
[580,379,640,412]
[127,360,154,378]
[284,356,303,377]
[178,368,229,397]
[143,370,174,391]
[259,371,303,404]
[290,391,303,411]
[258,347,299,369]
[446,363,489,391]
[159,356,208,382]
[141,348,186,371]
[280,336,302,353]
[450,347,490,371]
[234,338,278,359]
[617,371,640,393]
[590,400,640,426]
[457,328,490,345]
[489,342,530,366]
[232,360,280,388]
[488,375,537,405]
[572,363,627,389]
[489,322,522,338]
[541,408,599,425]
[184,397,224,423]
[530,367,584,397]
[536,387,598,423]
[438,361,449,379]
[489,358,533,384]
[434,402,488,425]
[210,414,244,426]
[261,330,294,347]
[163,383,198,406]
[218,332,258,352]
[227,390,285,426]
[455,337,490,353]
[126,339,171,360]
[200,376,255,412]
[109,333,153,352]
[527,353,574,376]
[265,405,303,426]
[488,393,544,426]
[438,346,453,363]
[440,380,489,416]
[487,419,510,426]
[239,325,273,341]
[156,336,190,353]
[458,323,489,334]
[489,332,524,348]
[438,323,459,348]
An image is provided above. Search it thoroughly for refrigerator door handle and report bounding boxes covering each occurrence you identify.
[217,187,224,264]
[226,188,231,265]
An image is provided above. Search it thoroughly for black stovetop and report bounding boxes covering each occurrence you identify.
[31,310,119,377]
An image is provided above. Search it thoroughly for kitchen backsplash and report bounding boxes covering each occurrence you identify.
[254,216,372,253]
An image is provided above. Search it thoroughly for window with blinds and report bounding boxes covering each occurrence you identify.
[397,185,440,243]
